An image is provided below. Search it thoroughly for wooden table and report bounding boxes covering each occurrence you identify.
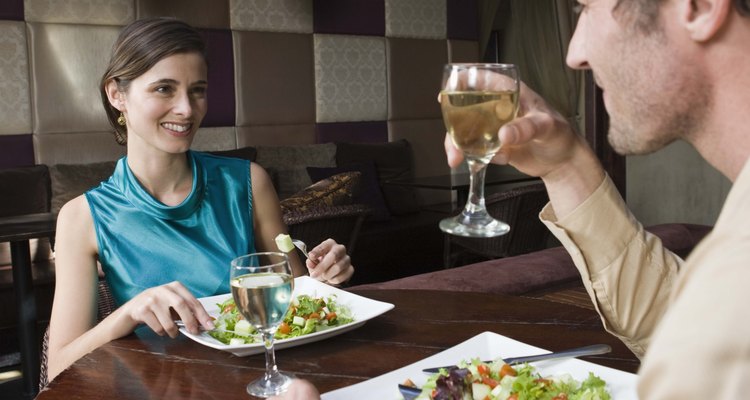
[36,289,639,399]
[386,165,539,207]
[0,212,56,399]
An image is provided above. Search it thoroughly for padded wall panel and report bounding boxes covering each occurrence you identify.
[387,37,446,120]
[230,0,313,33]
[313,0,384,36]
[237,124,316,147]
[34,132,126,165]
[192,127,237,151]
[136,0,230,29]
[447,0,479,40]
[233,31,315,126]
[0,21,31,135]
[28,22,119,134]
[0,135,35,168]
[385,0,446,39]
[315,121,388,143]
[201,28,235,127]
[0,0,23,21]
[448,39,480,63]
[389,119,451,205]
[314,34,387,123]
[24,0,133,25]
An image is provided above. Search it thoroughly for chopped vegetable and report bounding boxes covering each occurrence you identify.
[207,294,354,345]
[275,234,295,253]
[412,359,611,400]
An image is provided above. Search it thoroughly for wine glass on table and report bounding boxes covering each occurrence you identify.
[439,63,520,237]
[230,252,295,397]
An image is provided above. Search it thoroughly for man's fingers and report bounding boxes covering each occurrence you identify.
[444,134,464,168]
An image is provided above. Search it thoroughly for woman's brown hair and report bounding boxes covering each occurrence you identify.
[99,17,207,145]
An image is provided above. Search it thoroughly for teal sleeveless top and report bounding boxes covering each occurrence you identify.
[86,151,256,306]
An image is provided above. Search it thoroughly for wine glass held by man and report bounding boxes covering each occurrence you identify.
[46,17,354,384]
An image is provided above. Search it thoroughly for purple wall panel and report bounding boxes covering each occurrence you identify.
[200,29,235,127]
[0,0,23,21]
[447,0,479,40]
[0,134,35,168]
[313,0,385,36]
[315,121,388,144]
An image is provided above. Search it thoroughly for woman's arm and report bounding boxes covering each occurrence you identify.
[47,195,214,382]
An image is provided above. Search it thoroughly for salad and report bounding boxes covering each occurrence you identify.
[406,358,611,400]
[207,294,354,345]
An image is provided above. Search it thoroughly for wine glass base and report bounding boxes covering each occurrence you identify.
[440,215,510,238]
[246,371,295,398]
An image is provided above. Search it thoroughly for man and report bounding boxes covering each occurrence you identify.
[275,0,750,397]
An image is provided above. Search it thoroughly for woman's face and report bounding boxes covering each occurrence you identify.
[120,51,208,155]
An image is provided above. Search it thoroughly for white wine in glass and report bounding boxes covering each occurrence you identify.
[440,63,520,237]
[231,252,294,398]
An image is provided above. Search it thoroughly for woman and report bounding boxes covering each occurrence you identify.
[47,17,354,382]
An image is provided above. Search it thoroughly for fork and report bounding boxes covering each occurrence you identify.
[293,239,318,264]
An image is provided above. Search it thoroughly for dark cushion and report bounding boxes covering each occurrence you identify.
[256,143,337,199]
[280,171,361,215]
[49,161,117,215]
[335,139,420,216]
[0,165,51,217]
[207,146,257,161]
[307,162,391,221]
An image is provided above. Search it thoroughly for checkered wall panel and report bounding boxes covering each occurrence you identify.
[0,0,479,179]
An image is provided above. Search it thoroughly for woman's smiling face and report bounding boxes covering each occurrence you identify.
[120,51,208,154]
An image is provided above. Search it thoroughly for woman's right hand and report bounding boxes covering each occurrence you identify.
[117,281,214,338]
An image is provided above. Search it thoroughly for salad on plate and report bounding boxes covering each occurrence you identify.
[405,358,611,400]
[207,293,354,345]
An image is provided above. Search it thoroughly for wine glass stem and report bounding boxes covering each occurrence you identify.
[465,158,488,214]
[261,330,280,381]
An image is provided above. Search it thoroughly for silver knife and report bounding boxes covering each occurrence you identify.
[421,344,611,374]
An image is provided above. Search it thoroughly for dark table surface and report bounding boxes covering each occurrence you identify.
[36,289,639,399]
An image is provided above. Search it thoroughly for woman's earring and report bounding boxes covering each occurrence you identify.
[117,112,126,126]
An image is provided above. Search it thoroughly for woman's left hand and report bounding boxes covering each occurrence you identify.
[305,238,354,285]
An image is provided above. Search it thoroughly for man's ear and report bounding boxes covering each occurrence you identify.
[105,79,125,111]
[680,0,731,41]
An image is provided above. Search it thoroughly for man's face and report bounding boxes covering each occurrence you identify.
[566,0,710,155]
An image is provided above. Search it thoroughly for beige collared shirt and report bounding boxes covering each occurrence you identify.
[540,161,750,399]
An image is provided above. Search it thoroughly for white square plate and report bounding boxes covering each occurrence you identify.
[322,331,637,400]
[179,276,394,356]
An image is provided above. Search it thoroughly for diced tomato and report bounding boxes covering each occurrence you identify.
[507,394,518,400]
[222,303,235,314]
[551,394,568,400]
[325,312,337,321]
[308,312,320,320]
[500,364,517,378]
[477,364,490,377]
[482,376,499,389]
[278,322,291,335]
[483,396,491,400]
[535,378,552,387]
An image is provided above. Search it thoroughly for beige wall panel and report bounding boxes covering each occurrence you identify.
[230,0,313,33]
[24,0,133,25]
[192,127,237,151]
[390,119,451,206]
[233,31,315,126]
[387,37,447,120]
[0,21,32,135]
[385,0,446,39]
[136,0,230,29]
[28,23,120,135]
[627,141,730,226]
[448,39,479,63]
[314,34,387,123]
[236,124,316,147]
[34,132,126,165]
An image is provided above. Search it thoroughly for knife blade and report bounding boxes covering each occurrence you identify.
[421,343,611,374]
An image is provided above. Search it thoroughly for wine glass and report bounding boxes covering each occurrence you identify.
[230,252,295,397]
[439,63,520,237]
